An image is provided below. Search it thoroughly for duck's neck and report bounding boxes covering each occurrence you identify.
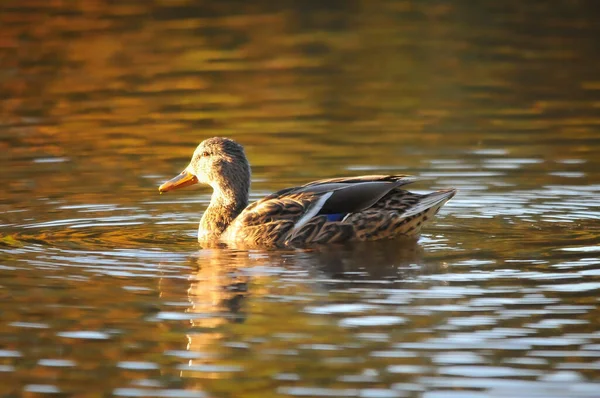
[199,182,249,241]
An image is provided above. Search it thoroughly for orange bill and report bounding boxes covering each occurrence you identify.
[159,170,199,193]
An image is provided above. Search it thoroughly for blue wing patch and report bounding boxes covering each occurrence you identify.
[325,213,346,222]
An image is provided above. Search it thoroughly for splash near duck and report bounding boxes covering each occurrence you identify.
[159,137,456,247]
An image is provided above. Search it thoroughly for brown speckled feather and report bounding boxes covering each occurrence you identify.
[223,176,456,246]
[224,193,319,246]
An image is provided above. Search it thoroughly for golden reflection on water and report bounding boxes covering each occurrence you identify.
[1,0,600,397]
[171,243,437,394]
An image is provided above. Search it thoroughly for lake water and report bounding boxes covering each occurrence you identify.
[1,0,599,397]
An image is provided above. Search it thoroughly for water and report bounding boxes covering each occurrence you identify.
[1,0,599,396]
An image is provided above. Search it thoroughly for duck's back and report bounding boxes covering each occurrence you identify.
[220,175,456,247]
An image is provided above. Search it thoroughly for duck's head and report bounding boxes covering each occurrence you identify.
[159,137,251,198]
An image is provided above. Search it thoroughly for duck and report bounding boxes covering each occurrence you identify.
[159,137,456,247]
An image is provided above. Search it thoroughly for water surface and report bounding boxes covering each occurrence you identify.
[1,0,599,397]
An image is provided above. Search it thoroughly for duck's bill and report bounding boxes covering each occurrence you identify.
[159,170,199,193]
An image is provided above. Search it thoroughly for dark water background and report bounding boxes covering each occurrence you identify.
[1,0,599,397]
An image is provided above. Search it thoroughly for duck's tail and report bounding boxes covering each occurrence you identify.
[389,188,456,237]
[400,188,457,218]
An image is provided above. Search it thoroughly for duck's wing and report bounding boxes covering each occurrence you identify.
[301,174,418,187]
[225,175,417,246]
[295,175,418,216]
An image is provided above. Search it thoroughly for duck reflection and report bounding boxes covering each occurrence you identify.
[177,240,436,373]
[187,239,427,318]
[308,238,425,282]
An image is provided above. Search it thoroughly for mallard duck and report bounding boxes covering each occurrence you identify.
[159,137,456,247]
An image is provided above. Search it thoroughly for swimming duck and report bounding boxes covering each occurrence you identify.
[159,137,456,247]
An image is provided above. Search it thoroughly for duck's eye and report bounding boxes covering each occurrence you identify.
[202,151,211,157]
